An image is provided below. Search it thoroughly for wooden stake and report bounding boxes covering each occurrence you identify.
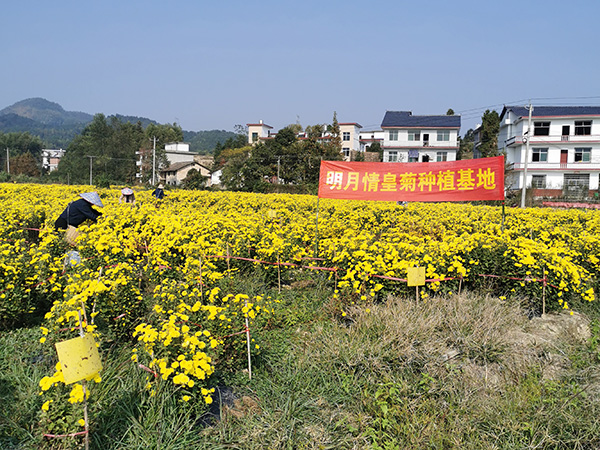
[77,308,90,450]
[199,256,204,300]
[226,243,231,281]
[277,253,281,294]
[542,267,546,315]
[244,297,252,380]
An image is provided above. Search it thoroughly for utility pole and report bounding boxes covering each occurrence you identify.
[152,136,157,185]
[277,156,281,184]
[5,148,9,174]
[520,102,533,208]
[86,155,96,185]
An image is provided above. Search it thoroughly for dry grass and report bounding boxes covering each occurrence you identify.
[290,292,600,448]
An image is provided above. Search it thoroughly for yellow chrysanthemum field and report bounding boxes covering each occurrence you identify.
[1,182,599,437]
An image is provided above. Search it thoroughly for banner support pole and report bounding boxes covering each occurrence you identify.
[314,196,320,258]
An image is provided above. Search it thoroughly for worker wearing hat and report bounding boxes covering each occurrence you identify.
[54,192,104,230]
[119,187,136,204]
[152,183,165,200]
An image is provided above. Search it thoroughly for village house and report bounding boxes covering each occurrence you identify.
[498,106,600,199]
[379,111,461,163]
[160,160,211,186]
[41,148,65,172]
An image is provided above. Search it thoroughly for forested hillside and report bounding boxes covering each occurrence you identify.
[0,98,237,152]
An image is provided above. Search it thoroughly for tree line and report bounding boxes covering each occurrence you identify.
[0,114,183,185]
[0,110,503,192]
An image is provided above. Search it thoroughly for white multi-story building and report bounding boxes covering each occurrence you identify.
[164,142,196,164]
[246,111,461,163]
[380,111,461,163]
[499,106,600,198]
[359,130,385,152]
[41,148,65,172]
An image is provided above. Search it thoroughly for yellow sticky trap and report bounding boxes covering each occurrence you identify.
[55,334,103,385]
[268,209,277,218]
[407,267,426,286]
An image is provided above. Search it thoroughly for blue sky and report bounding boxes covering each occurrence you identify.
[2,0,599,135]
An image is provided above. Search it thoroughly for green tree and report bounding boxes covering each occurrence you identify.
[220,146,254,191]
[274,126,297,147]
[458,129,475,160]
[478,110,500,158]
[213,126,247,171]
[367,141,383,161]
[327,111,342,152]
[181,168,207,190]
[0,132,44,172]
[305,124,325,140]
[11,152,40,177]
[286,123,303,135]
[57,114,146,185]
[140,123,184,183]
[57,114,112,185]
[446,108,455,115]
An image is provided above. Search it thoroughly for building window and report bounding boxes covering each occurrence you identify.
[531,148,548,162]
[387,151,399,162]
[574,148,591,162]
[408,131,420,141]
[436,151,448,162]
[564,173,590,199]
[342,148,350,159]
[575,120,592,135]
[389,130,398,141]
[532,175,546,188]
[251,132,258,142]
[437,131,450,141]
[534,121,550,136]
[343,132,350,141]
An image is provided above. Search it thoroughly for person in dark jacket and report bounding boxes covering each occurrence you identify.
[152,183,165,200]
[54,192,104,230]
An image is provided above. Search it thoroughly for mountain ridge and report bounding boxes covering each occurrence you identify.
[0,98,237,152]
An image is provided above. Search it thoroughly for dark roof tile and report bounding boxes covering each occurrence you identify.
[381,111,461,128]
[502,106,600,120]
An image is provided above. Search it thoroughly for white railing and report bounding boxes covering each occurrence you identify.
[511,162,600,170]
[506,134,600,146]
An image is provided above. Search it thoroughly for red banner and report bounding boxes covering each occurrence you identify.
[318,156,504,202]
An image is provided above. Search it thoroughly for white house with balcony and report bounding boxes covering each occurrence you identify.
[359,130,385,152]
[41,148,65,172]
[499,106,600,198]
[380,111,461,163]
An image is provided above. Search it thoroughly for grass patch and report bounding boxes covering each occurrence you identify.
[2,278,600,449]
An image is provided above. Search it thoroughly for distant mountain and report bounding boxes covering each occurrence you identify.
[0,98,92,126]
[0,98,239,152]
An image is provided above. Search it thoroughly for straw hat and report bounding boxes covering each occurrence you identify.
[79,192,104,207]
[157,184,164,189]
[121,188,134,196]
